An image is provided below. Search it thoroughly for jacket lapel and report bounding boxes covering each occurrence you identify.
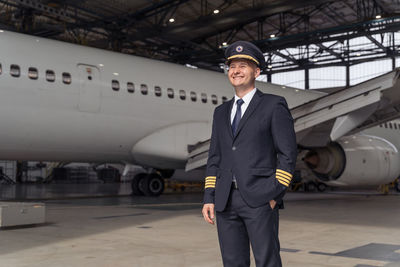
[233,89,263,140]
[225,98,234,139]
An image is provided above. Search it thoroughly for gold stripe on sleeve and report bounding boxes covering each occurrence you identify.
[276,169,293,178]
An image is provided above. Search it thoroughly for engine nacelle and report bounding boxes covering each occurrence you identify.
[303,134,400,186]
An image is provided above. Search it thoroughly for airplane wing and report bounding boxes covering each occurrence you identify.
[185,69,400,171]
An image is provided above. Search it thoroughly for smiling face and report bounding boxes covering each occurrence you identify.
[228,58,260,95]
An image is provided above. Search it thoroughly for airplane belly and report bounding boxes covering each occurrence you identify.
[131,122,212,169]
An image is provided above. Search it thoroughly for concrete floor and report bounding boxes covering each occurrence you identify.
[0,184,400,267]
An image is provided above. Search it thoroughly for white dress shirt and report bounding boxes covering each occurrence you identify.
[230,88,257,124]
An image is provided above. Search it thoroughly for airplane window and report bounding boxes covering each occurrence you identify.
[201,93,207,103]
[190,91,197,102]
[141,84,148,95]
[179,90,186,100]
[112,80,120,91]
[167,88,174,99]
[155,86,162,97]
[222,96,228,102]
[10,64,20,77]
[127,82,134,93]
[0,63,2,75]
[62,72,71,84]
[395,124,398,130]
[28,67,38,80]
[46,70,55,82]
[389,123,393,129]
[211,94,218,105]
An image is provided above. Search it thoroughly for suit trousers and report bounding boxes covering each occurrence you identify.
[216,187,282,267]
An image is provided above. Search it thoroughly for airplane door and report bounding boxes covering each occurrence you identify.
[77,64,101,113]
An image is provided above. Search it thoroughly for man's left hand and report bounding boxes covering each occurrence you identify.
[269,199,276,209]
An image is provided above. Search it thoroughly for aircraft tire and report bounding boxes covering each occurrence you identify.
[304,181,317,192]
[131,173,146,196]
[317,183,327,192]
[142,173,165,197]
[395,180,400,193]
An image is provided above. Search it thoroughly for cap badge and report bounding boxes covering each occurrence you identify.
[235,45,243,52]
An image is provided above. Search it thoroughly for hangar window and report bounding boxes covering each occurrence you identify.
[211,94,218,105]
[127,82,134,93]
[28,67,38,80]
[112,80,120,91]
[62,72,71,84]
[222,96,228,102]
[10,64,20,77]
[141,84,148,95]
[46,70,55,82]
[167,88,174,98]
[201,93,207,103]
[190,91,197,102]
[179,90,186,100]
[155,86,162,97]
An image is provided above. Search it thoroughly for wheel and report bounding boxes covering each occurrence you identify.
[394,180,400,193]
[317,182,327,192]
[304,181,317,192]
[131,173,147,196]
[142,173,165,196]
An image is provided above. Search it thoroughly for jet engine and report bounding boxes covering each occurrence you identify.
[303,134,400,186]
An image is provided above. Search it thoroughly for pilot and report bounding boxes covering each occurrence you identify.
[201,40,297,267]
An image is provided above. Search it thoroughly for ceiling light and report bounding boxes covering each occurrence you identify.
[270,34,276,38]
[376,15,382,19]
[222,42,228,46]
[356,53,361,56]
[268,65,272,68]
[169,18,175,23]
[213,9,220,14]
[312,58,318,62]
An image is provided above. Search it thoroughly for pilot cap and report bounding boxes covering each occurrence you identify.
[225,40,265,69]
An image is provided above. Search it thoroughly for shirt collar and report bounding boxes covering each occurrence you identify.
[234,88,257,104]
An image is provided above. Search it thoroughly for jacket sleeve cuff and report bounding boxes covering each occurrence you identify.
[275,169,293,187]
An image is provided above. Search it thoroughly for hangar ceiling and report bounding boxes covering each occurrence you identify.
[0,0,400,76]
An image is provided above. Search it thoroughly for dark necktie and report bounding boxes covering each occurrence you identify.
[232,99,244,135]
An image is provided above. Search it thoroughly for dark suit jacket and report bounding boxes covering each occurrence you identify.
[203,89,297,212]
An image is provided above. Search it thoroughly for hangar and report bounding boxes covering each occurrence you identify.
[0,1,400,266]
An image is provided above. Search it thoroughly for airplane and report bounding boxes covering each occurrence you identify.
[1,29,400,196]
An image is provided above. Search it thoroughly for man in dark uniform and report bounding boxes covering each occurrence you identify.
[202,40,297,267]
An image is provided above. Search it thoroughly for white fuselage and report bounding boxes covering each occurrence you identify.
[0,30,322,169]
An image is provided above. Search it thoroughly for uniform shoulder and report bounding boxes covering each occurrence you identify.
[259,92,287,104]
[214,99,232,112]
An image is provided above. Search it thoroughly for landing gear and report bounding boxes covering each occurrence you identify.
[317,182,327,192]
[395,179,400,193]
[304,181,317,192]
[131,172,165,197]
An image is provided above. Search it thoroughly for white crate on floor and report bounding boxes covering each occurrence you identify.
[0,202,45,227]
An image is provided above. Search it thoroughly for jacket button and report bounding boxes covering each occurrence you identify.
[232,146,236,151]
